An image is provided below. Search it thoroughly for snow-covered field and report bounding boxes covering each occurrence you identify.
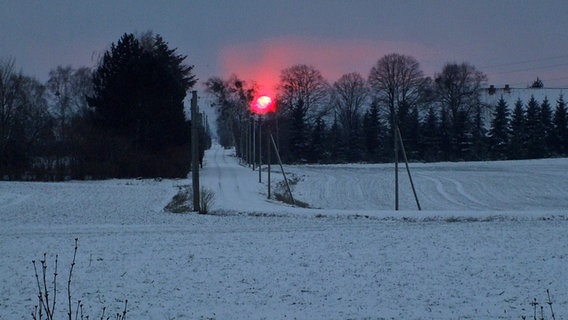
[1,144,567,319]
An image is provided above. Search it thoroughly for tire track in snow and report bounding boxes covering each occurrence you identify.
[442,176,491,209]
[418,174,466,209]
[201,143,277,212]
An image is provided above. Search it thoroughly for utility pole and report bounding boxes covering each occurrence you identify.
[258,116,262,183]
[394,119,399,211]
[191,91,200,212]
[267,125,271,199]
[252,118,256,171]
[396,127,421,210]
[270,133,295,205]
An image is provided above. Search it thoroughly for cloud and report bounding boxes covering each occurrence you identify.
[219,36,441,96]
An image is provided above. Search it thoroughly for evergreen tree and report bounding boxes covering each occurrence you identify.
[509,99,526,159]
[345,113,364,162]
[87,33,196,178]
[470,104,488,160]
[434,62,486,160]
[362,101,383,162]
[438,106,452,161]
[524,95,544,159]
[540,97,554,156]
[488,97,510,160]
[327,116,345,162]
[401,105,421,160]
[420,106,440,162]
[453,110,471,160]
[553,95,568,155]
[308,116,327,163]
[288,98,309,162]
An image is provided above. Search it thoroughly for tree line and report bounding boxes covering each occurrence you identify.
[0,32,209,181]
[207,54,568,164]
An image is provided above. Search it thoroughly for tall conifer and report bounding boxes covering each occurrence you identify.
[488,97,510,160]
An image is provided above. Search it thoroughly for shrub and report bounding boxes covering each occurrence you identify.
[31,238,128,320]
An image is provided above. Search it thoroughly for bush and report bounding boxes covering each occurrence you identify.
[31,239,128,320]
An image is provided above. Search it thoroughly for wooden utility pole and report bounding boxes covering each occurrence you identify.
[267,126,271,199]
[270,133,295,205]
[191,91,200,212]
[252,118,256,171]
[258,116,262,183]
[394,121,399,211]
[396,127,421,210]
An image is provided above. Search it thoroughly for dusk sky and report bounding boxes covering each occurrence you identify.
[3,0,568,94]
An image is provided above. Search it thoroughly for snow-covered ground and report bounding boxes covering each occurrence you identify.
[1,144,567,319]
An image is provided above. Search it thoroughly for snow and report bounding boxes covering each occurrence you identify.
[1,143,568,319]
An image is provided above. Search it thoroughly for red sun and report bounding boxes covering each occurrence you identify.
[251,95,276,115]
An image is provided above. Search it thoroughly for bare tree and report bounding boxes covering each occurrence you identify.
[434,62,487,158]
[70,67,93,115]
[0,58,19,156]
[205,75,256,154]
[368,53,428,128]
[46,66,93,179]
[47,66,73,142]
[0,58,52,179]
[368,53,427,210]
[278,64,331,121]
[435,62,487,124]
[333,72,369,134]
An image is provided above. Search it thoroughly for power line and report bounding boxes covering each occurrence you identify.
[480,54,568,70]
[489,62,568,75]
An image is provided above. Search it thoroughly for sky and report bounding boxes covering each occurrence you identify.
[2,0,568,95]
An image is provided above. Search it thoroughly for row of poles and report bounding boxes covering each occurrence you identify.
[241,117,420,211]
[240,115,295,205]
[192,90,420,211]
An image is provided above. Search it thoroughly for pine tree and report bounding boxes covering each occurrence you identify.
[402,105,421,160]
[525,95,544,159]
[470,105,488,160]
[540,97,554,156]
[553,95,568,155]
[362,101,382,162]
[308,117,327,163]
[288,98,309,163]
[327,117,345,162]
[346,113,364,162]
[420,106,440,162]
[488,97,510,160]
[87,32,196,178]
[439,106,452,161]
[509,99,526,159]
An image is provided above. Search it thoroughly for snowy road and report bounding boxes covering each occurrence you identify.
[200,144,280,212]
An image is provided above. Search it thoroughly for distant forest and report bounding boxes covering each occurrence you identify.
[207,55,568,165]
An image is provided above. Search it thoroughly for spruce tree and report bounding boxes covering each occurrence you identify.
[309,117,327,163]
[438,106,452,161]
[87,33,196,178]
[328,117,345,162]
[362,101,382,162]
[488,97,510,160]
[420,106,440,162]
[540,97,553,156]
[403,106,421,160]
[509,99,526,159]
[288,99,309,163]
[470,105,488,160]
[346,114,364,162]
[553,95,568,155]
[525,95,544,159]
